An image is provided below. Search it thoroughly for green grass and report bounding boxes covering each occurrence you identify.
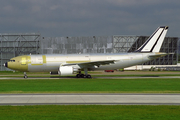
[0,105,180,120]
[0,78,180,93]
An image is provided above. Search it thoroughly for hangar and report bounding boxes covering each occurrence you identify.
[0,33,179,71]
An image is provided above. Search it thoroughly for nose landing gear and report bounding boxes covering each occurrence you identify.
[24,72,28,79]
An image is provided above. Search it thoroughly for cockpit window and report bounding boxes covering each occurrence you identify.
[10,60,15,62]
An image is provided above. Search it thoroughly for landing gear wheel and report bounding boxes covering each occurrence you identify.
[76,74,86,78]
[76,74,81,78]
[24,75,28,79]
[86,75,91,78]
[80,74,85,78]
[76,70,92,78]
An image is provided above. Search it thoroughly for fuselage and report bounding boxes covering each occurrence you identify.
[6,52,163,72]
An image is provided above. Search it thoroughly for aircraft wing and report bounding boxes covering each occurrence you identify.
[62,60,116,68]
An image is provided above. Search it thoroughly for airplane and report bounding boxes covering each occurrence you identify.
[4,26,169,78]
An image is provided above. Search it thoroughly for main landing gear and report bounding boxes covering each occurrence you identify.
[76,68,92,78]
[76,73,91,78]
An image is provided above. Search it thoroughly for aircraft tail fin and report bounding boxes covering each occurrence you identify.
[135,26,168,53]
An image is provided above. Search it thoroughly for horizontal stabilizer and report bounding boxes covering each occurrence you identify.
[148,53,167,59]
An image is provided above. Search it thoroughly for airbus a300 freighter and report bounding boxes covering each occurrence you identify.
[4,26,169,78]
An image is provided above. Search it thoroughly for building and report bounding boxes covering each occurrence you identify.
[0,33,41,71]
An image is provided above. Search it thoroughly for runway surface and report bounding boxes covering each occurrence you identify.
[0,94,180,105]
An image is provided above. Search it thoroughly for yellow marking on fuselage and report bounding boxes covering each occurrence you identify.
[42,55,46,63]
[21,57,26,65]
[31,64,43,66]
[27,56,31,64]
[46,61,58,62]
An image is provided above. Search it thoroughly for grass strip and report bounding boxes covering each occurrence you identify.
[0,105,180,120]
[0,78,180,93]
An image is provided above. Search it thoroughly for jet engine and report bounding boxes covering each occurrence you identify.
[58,66,78,76]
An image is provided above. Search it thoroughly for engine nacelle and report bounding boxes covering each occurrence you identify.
[58,66,78,76]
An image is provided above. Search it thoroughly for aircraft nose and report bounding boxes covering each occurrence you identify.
[4,62,8,68]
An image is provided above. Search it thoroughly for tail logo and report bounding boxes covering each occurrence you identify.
[135,26,168,53]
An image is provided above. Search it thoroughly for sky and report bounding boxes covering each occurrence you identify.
[0,0,180,37]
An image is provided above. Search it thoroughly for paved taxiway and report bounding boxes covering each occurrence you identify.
[1,76,180,80]
[0,94,180,105]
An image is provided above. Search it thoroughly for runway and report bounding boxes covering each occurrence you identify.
[0,94,180,105]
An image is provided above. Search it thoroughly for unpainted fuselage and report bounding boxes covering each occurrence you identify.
[7,52,165,72]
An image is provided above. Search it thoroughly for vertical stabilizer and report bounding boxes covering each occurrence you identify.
[135,26,168,52]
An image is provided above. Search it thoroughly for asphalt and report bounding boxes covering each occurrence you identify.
[0,94,180,105]
[1,76,180,80]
